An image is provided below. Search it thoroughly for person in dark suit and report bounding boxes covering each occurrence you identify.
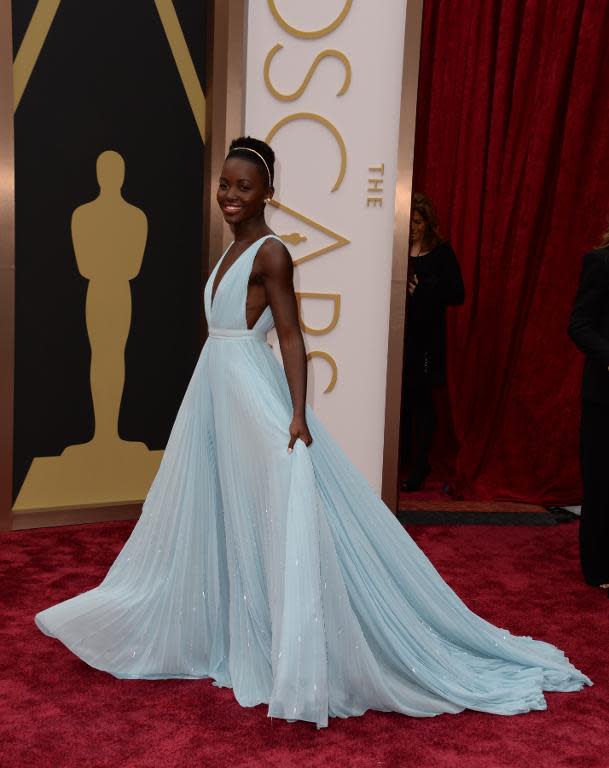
[401,194,464,491]
[568,225,609,594]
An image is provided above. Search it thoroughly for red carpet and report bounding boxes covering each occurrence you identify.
[1,520,607,768]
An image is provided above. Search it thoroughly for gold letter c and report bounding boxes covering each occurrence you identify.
[265,113,347,192]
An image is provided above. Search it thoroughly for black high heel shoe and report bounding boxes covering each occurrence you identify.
[400,464,431,492]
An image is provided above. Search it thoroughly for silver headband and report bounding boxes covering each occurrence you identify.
[229,146,272,186]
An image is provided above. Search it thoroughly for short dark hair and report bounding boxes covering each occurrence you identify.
[227,136,275,187]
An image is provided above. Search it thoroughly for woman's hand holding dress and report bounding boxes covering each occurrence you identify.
[258,238,313,450]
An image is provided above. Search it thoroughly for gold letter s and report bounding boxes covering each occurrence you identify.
[264,44,351,102]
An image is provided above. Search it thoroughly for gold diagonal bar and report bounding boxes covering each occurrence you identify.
[13,0,61,112]
[154,0,206,143]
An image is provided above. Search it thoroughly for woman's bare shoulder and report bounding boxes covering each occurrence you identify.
[258,236,293,278]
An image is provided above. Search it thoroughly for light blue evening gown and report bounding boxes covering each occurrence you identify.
[36,235,591,728]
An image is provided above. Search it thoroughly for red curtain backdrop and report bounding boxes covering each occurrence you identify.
[412,0,609,503]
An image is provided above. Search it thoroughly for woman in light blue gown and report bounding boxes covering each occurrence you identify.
[36,137,590,728]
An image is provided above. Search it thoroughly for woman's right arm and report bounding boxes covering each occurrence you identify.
[568,250,609,369]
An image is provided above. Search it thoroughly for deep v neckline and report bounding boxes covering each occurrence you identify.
[210,235,269,310]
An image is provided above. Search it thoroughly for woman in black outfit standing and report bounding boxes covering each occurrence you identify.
[402,193,464,491]
[568,222,609,595]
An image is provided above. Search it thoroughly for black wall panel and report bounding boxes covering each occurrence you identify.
[12,0,208,500]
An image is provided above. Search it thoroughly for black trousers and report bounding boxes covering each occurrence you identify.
[580,401,609,585]
[402,382,436,473]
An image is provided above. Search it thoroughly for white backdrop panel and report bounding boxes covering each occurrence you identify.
[245,0,408,491]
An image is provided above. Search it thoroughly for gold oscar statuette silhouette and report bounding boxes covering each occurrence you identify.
[14,151,163,513]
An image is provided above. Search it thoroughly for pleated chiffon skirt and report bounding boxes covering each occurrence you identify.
[36,236,591,727]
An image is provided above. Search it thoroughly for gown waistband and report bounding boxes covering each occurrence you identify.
[208,327,267,341]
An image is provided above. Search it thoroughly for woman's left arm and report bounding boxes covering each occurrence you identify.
[259,238,313,451]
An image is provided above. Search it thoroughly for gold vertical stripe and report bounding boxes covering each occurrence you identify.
[154,0,206,143]
[381,0,424,511]
[0,0,16,530]
[13,0,61,112]
[204,0,247,266]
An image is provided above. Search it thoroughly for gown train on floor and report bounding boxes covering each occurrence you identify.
[36,236,590,728]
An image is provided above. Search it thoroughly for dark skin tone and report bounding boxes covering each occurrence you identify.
[216,154,313,451]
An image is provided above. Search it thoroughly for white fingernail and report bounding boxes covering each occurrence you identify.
[287,448,293,454]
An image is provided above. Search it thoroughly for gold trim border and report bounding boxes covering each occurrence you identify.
[204,0,247,269]
[0,0,15,532]
[380,0,424,511]
[12,503,142,531]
